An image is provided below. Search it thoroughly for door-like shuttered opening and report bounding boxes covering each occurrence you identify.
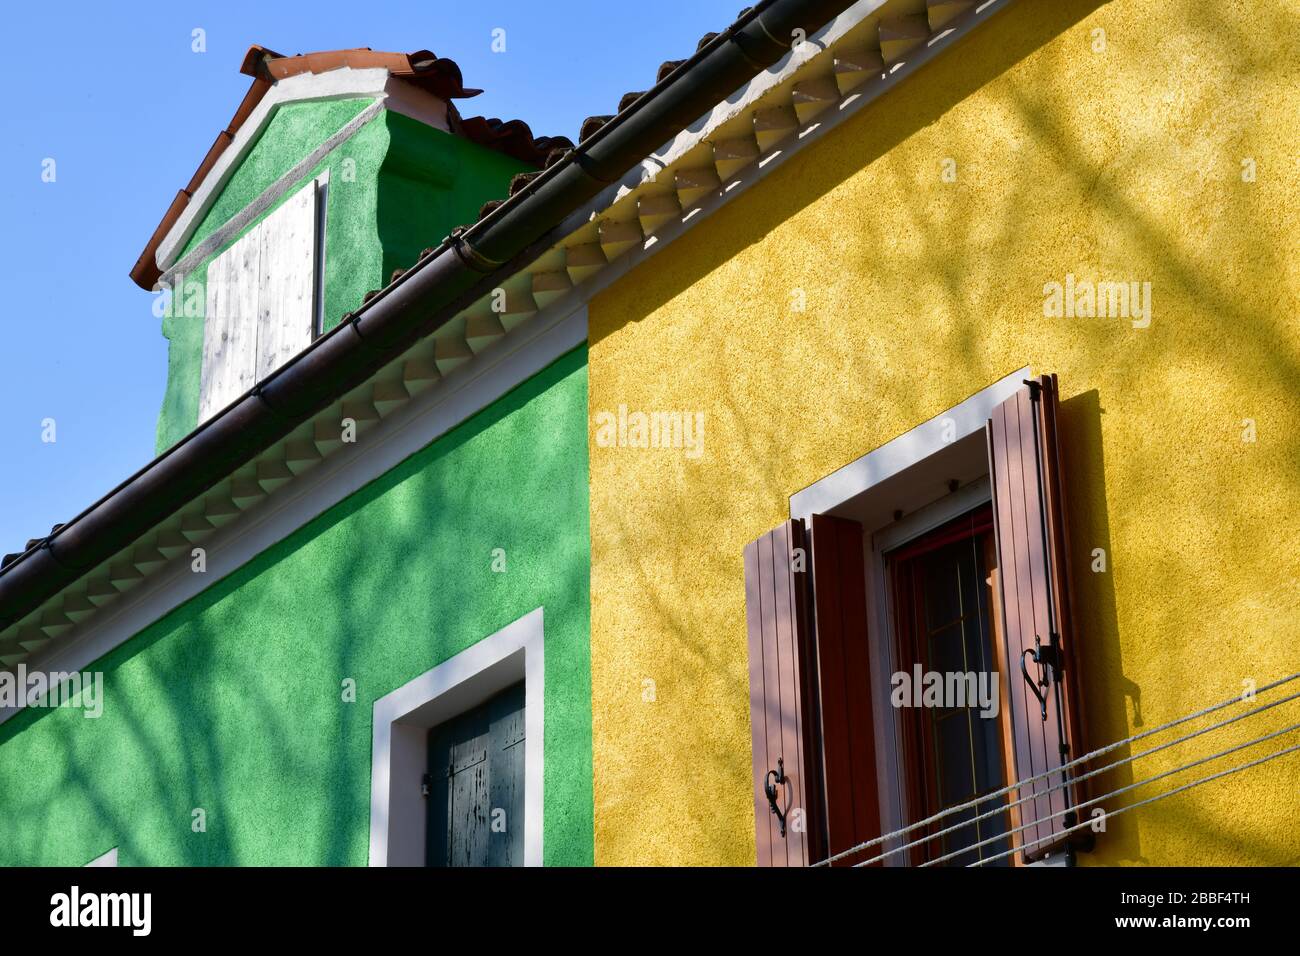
[743,372,1088,866]
[426,681,526,867]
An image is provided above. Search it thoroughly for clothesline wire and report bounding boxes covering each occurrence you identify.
[903,718,1300,868]
[841,692,1300,867]
[967,738,1300,867]
[813,670,1300,867]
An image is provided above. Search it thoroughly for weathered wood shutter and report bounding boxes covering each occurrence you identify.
[808,514,881,866]
[744,515,882,866]
[744,520,818,866]
[255,180,318,381]
[199,179,318,423]
[198,227,260,421]
[427,681,526,867]
[986,373,1087,862]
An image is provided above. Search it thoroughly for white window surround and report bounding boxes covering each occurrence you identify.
[369,607,545,867]
[789,366,1029,865]
[85,846,118,867]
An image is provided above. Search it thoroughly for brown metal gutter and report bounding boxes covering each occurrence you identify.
[0,0,850,630]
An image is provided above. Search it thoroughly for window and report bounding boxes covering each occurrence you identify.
[368,608,544,867]
[426,681,526,867]
[744,372,1088,867]
[887,505,1011,866]
[197,177,325,423]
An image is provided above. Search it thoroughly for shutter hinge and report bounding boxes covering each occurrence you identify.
[1023,378,1042,400]
[420,772,432,798]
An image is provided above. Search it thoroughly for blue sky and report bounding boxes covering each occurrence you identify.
[0,0,740,554]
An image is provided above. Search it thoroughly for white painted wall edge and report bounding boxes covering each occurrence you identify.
[0,304,587,727]
[84,846,119,867]
[369,606,544,867]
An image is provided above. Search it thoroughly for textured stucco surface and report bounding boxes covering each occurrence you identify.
[0,348,593,866]
[587,0,1300,865]
[155,102,529,453]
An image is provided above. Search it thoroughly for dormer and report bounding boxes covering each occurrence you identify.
[135,45,566,453]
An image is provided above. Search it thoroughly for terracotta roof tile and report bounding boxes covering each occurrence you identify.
[579,114,614,142]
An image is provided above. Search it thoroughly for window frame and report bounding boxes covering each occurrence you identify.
[788,367,1028,865]
[368,607,544,867]
[197,171,329,423]
[867,478,998,851]
[883,501,1014,867]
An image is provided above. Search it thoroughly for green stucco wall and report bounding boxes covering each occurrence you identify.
[0,347,593,866]
[155,101,530,454]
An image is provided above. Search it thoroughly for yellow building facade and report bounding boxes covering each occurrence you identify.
[587,0,1299,865]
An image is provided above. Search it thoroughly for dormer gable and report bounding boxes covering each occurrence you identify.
[139,45,562,453]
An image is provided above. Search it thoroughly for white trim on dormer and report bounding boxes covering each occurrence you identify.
[155,68,450,273]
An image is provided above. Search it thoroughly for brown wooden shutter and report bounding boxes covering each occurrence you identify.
[743,515,882,867]
[744,520,819,866]
[986,373,1088,863]
[808,514,882,866]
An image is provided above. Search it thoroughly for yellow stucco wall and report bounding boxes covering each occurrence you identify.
[587,0,1300,865]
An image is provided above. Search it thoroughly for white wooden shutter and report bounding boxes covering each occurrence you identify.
[198,180,319,423]
[256,182,318,381]
[198,226,260,422]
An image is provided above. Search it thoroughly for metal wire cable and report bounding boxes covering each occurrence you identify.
[813,670,1300,867]
[966,738,1300,867]
[905,719,1300,868]
[843,692,1300,868]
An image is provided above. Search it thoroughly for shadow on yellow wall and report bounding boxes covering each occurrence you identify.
[588,0,1300,866]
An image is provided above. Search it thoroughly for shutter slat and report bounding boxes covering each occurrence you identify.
[743,539,776,865]
[1019,387,1071,838]
[1009,390,1055,844]
[759,529,787,866]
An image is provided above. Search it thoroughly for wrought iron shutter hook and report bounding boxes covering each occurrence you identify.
[1020,633,1062,722]
[763,756,788,837]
